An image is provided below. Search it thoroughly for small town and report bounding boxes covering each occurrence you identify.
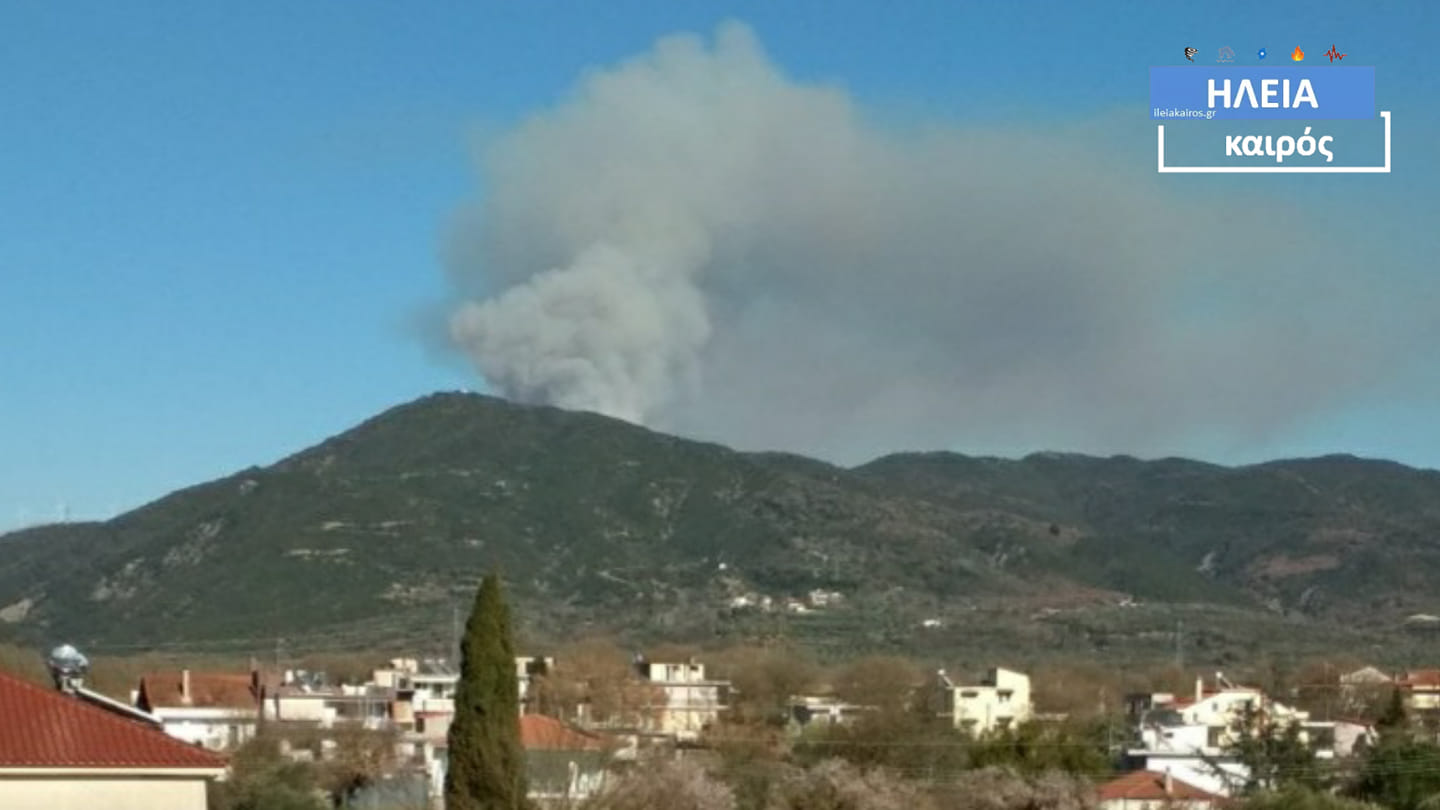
[5,577,1440,810]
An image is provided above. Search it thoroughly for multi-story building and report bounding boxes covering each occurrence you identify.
[938,667,1033,737]
[1125,672,1339,798]
[634,657,730,742]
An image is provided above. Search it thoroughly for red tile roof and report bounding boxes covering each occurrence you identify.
[0,670,226,770]
[1400,670,1440,688]
[1097,770,1223,803]
[138,671,258,711]
[520,715,608,751]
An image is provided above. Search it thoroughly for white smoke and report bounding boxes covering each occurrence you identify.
[444,21,1422,462]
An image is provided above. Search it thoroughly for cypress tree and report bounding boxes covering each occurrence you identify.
[445,573,528,810]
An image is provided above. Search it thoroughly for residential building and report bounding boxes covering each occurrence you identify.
[1339,665,1395,717]
[371,655,548,714]
[1096,770,1225,810]
[1340,666,1393,687]
[789,695,875,730]
[373,658,458,716]
[635,657,730,742]
[0,667,225,810]
[520,715,614,807]
[1125,672,1334,797]
[266,670,394,730]
[421,715,615,808]
[1333,719,1378,757]
[937,667,1033,737]
[134,669,262,751]
[1397,670,1440,721]
[517,656,554,711]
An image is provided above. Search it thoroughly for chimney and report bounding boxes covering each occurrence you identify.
[1196,676,1203,702]
[181,669,192,705]
[1164,771,1174,796]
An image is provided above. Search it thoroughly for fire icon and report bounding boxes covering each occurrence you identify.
[1291,46,1305,61]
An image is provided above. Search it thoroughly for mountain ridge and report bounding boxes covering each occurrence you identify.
[3,392,1439,666]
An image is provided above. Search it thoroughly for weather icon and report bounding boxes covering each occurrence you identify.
[1184,47,1197,62]
[1258,47,1267,60]
[1292,46,1305,61]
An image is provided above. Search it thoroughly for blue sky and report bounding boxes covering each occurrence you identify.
[2,1,1436,531]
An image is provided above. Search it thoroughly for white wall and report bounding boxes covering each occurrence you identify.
[952,669,1033,737]
[0,776,210,810]
[154,710,256,751]
[1100,799,1214,810]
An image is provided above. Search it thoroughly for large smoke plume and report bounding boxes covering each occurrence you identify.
[444,22,1416,462]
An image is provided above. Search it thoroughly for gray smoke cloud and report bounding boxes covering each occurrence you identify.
[444,21,1417,463]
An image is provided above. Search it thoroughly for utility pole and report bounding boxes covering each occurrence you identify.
[1175,619,1184,671]
[450,602,460,664]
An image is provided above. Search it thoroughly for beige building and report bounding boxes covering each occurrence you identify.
[0,668,225,810]
[1398,670,1440,717]
[636,657,730,741]
[939,667,1033,737]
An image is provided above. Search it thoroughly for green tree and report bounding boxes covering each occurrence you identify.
[1351,737,1440,810]
[1238,785,1381,810]
[207,734,325,810]
[445,573,529,810]
[1377,687,1408,734]
[1221,701,1321,794]
[967,719,1113,778]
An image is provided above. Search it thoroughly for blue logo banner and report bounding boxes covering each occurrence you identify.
[1150,66,1374,120]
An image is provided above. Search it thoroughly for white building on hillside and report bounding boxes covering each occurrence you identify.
[938,667,1033,737]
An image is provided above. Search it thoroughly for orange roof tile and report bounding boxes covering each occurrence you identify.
[0,670,226,770]
[1400,670,1440,688]
[138,671,258,711]
[1097,770,1223,803]
[520,715,608,751]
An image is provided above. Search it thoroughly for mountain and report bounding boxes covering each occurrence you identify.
[4,392,1440,666]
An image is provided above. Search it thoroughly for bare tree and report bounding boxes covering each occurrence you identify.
[530,639,663,729]
[930,767,1096,810]
[711,644,820,726]
[766,759,936,810]
[833,656,922,716]
[585,757,735,810]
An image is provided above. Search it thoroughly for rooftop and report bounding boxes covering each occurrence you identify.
[520,715,609,751]
[1096,770,1224,803]
[138,671,257,711]
[0,670,226,771]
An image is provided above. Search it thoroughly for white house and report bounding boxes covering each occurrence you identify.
[371,655,547,714]
[0,668,225,810]
[938,667,1033,737]
[265,670,392,730]
[134,669,261,751]
[635,657,729,741]
[1126,672,1336,797]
